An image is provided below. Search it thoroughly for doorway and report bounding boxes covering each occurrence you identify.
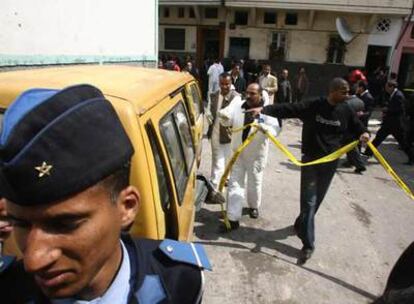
[197,27,224,64]
[365,45,390,73]
[196,26,225,98]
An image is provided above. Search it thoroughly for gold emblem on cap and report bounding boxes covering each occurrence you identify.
[35,161,53,178]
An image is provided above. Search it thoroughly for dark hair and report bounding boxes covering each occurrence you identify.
[219,72,231,79]
[248,82,262,93]
[231,62,241,69]
[98,163,131,204]
[387,80,398,88]
[329,77,349,92]
[357,80,368,90]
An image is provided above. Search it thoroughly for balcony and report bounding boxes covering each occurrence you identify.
[159,0,413,15]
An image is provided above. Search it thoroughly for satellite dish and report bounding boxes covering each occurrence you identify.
[336,17,355,44]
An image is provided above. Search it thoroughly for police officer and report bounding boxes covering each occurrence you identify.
[372,242,414,303]
[0,84,210,303]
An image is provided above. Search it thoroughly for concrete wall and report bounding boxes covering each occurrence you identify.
[289,31,328,63]
[225,27,269,60]
[368,18,403,46]
[0,0,158,66]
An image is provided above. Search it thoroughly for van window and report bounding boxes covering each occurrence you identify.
[174,103,195,172]
[160,102,195,203]
[146,122,172,212]
[190,84,201,118]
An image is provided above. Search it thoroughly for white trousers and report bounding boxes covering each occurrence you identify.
[268,93,275,104]
[227,148,267,221]
[210,138,232,190]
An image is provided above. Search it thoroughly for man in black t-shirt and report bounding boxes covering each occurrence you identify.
[248,78,369,264]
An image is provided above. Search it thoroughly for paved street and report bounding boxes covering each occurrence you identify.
[195,116,414,304]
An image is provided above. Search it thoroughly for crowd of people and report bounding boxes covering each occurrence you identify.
[159,54,310,104]
[203,59,414,266]
[202,62,413,301]
[0,56,412,303]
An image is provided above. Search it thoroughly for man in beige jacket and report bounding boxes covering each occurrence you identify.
[258,64,278,104]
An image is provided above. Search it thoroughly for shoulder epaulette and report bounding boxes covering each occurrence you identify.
[159,239,212,271]
[0,255,16,274]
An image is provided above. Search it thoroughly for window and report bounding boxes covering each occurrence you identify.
[164,28,185,50]
[205,7,218,19]
[146,122,172,213]
[229,37,250,60]
[264,11,276,25]
[163,7,170,18]
[234,11,248,26]
[178,7,185,18]
[327,36,346,64]
[269,32,287,60]
[285,12,298,25]
[160,102,195,202]
[189,7,195,18]
[376,18,391,32]
[174,104,195,172]
[190,84,201,118]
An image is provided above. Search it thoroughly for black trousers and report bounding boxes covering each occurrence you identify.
[366,117,413,161]
[346,147,365,170]
[295,157,338,250]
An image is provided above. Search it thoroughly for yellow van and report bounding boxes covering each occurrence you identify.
[0,65,208,247]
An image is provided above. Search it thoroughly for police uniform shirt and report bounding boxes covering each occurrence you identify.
[51,241,131,304]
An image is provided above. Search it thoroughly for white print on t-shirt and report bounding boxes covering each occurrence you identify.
[315,115,341,127]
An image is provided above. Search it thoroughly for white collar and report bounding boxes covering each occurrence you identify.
[361,90,369,96]
[390,88,397,99]
[51,241,131,304]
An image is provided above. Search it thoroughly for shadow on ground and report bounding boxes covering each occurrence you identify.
[195,207,378,302]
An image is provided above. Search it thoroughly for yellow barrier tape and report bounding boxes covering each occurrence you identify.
[367,142,414,200]
[217,123,414,231]
[234,123,359,166]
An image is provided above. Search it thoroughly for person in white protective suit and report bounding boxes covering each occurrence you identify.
[207,73,242,190]
[218,83,281,231]
[207,58,224,97]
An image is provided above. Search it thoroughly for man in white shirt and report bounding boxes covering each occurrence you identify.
[207,58,224,97]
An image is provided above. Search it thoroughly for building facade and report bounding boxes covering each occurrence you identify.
[159,0,413,88]
[0,0,158,67]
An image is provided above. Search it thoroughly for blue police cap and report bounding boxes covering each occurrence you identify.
[0,84,134,206]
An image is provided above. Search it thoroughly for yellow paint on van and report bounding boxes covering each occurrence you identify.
[0,65,204,243]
